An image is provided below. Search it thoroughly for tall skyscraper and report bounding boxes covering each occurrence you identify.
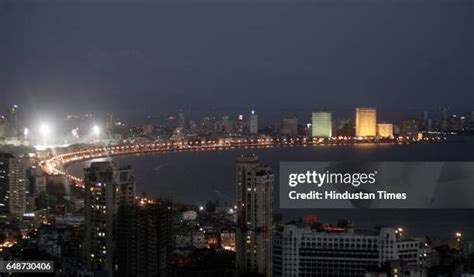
[0,153,13,224]
[311,112,332,138]
[104,113,115,138]
[249,110,258,134]
[237,114,245,134]
[355,108,377,137]
[376,123,393,138]
[236,155,273,277]
[0,152,28,219]
[116,200,173,277]
[84,162,136,277]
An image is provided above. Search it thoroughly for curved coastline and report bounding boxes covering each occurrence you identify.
[41,136,443,186]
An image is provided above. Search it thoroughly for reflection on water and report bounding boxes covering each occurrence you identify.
[67,140,474,239]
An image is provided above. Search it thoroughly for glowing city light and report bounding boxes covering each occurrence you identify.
[39,124,51,137]
[72,128,79,139]
[92,125,101,136]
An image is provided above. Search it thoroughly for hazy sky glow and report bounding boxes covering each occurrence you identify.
[1,0,473,124]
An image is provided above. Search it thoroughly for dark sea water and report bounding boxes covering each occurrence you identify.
[67,138,474,239]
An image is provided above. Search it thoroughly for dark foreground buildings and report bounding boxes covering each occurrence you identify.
[116,199,173,277]
[236,155,274,277]
[83,161,173,277]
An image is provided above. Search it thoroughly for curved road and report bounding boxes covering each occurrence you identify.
[40,136,439,187]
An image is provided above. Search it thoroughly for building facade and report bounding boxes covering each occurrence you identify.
[273,225,420,277]
[249,111,259,134]
[376,123,394,138]
[116,200,174,277]
[0,152,28,219]
[83,162,136,277]
[236,155,273,277]
[355,108,377,137]
[312,112,332,138]
[0,153,14,223]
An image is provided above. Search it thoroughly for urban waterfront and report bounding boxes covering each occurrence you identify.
[2,0,473,274]
[66,139,474,239]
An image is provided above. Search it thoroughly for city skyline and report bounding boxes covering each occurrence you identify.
[2,102,472,130]
[1,0,474,275]
[2,109,474,275]
[1,103,473,141]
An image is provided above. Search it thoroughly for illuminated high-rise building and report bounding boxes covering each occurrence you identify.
[0,153,14,223]
[84,162,135,277]
[377,123,393,138]
[355,108,377,137]
[0,152,28,219]
[249,110,258,134]
[236,155,273,277]
[312,112,332,138]
[237,114,244,134]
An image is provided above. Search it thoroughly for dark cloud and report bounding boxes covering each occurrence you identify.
[1,0,473,123]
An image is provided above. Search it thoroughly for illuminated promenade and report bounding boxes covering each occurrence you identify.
[39,136,443,187]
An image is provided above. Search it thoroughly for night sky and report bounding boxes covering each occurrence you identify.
[1,0,473,124]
